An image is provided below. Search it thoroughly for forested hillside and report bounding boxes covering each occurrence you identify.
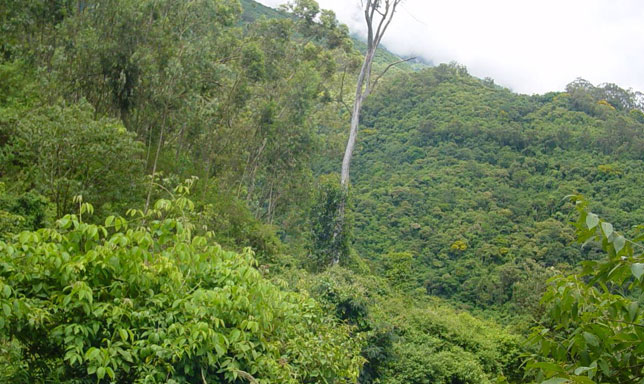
[1,1,643,383]
[346,65,644,314]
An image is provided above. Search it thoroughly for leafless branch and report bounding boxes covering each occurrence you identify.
[338,67,352,114]
[370,57,416,91]
[235,370,259,384]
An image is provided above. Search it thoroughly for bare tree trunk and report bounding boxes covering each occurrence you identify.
[332,0,403,265]
[341,48,376,187]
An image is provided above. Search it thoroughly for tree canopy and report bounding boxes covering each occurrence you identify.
[1,1,643,383]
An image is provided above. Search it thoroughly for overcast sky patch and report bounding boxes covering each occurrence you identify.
[256,0,644,95]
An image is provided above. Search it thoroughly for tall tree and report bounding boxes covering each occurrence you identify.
[333,0,404,264]
[341,0,404,187]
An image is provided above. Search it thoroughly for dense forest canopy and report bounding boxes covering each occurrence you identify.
[1,1,643,383]
[346,64,644,312]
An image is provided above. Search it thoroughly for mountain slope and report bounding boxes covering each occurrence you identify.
[241,0,429,72]
[348,64,644,311]
[240,0,287,23]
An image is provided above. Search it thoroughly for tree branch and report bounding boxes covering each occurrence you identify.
[373,0,391,43]
[370,57,416,92]
[338,66,352,114]
[375,1,401,47]
[235,370,259,384]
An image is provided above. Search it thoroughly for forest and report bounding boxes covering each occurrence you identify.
[0,0,643,383]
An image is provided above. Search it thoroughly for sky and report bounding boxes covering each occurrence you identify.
[256,0,644,95]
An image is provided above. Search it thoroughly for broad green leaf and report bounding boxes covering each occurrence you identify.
[58,216,70,228]
[574,366,592,375]
[586,213,599,229]
[541,378,569,384]
[528,361,566,373]
[613,235,626,253]
[85,347,100,360]
[600,222,613,239]
[631,263,644,280]
[18,231,30,243]
[597,359,610,376]
[627,301,639,322]
[96,367,105,380]
[583,332,599,347]
[570,376,596,384]
[119,328,129,342]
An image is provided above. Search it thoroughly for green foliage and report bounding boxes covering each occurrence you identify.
[0,183,51,237]
[0,0,389,254]
[197,186,282,261]
[307,269,393,384]
[327,64,644,314]
[282,0,320,24]
[566,78,644,114]
[1,100,144,218]
[526,196,644,384]
[239,0,287,23]
[8,0,644,382]
[0,0,76,59]
[381,298,524,384]
[0,60,35,106]
[0,209,23,238]
[0,192,363,383]
[309,175,351,269]
[381,251,413,289]
[296,267,524,384]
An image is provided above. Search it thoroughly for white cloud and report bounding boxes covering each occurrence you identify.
[256,0,644,94]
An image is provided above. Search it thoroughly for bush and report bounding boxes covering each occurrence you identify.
[0,193,363,383]
[0,182,51,237]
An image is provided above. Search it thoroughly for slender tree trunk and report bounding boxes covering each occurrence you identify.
[331,0,402,265]
[245,137,268,202]
[341,48,376,187]
[175,122,186,163]
[332,49,375,265]
[145,112,167,213]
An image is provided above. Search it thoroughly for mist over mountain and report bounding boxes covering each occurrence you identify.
[257,0,644,95]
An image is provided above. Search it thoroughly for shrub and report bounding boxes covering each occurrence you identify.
[0,192,363,383]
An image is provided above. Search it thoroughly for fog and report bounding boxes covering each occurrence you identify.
[256,0,644,95]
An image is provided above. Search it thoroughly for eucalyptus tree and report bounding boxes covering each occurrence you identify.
[341,0,405,188]
[280,0,406,265]
[333,0,406,264]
